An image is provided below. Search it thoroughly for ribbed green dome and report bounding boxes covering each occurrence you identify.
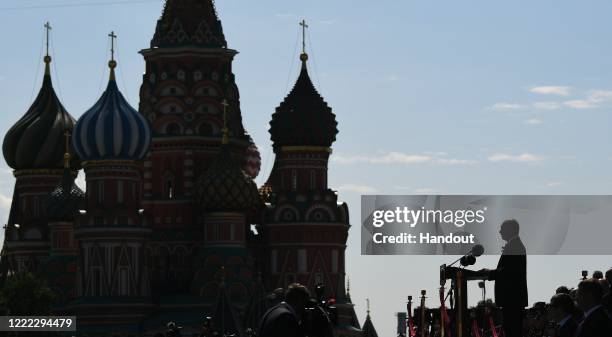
[196,145,260,212]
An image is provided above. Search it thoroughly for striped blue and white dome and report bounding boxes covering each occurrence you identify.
[73,66,151,161]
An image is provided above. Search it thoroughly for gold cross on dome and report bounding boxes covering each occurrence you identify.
[300,19,308,54]
[108,31,117,61]
[44,22,52,57]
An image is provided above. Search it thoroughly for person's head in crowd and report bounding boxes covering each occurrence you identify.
[499,219,520,242]
[284,283,310,316]
[592,270,604,279]
[556,286,570,294]
[605,268,612,286]
[598,279,610,295]
[576,278,604,312]
[549,293,577,322]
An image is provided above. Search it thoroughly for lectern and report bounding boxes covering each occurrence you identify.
[440,264,488,337]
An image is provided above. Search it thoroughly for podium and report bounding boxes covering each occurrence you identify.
[440,264,488,337]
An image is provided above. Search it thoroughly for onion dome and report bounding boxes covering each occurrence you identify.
[44,140,84,222]
[196,145,260,212]
[269,54,338,148]
[151,0,226,48]
[2,55,79,170]
[243,135,261,179]
[196,102,260,212]
[73,56,151,162]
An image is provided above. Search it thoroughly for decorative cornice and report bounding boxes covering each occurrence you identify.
[82,160,139,168]
[280,146,332,153]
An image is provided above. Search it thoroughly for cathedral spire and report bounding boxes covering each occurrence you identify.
[44,22,52,76]
[108,31,117,81]
[152,0,226,48]
[63,130,71,169]
[299,19,309,65]
[2,22,78,170]
[269,21,338,150]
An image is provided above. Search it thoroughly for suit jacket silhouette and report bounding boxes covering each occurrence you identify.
[258,302,303,337]
[555,317,577,337]
[488,236,528,308]
[575,305,612,337]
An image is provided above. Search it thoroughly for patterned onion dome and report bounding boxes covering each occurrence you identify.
[196,145,260,212]
[44,166,84,222]
[73,62,151,161]
[244,135,261,179]
[269,57,338,148]
[2,57,79,170]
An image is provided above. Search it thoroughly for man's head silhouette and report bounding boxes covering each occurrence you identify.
[499,219,520,242]
[285,283,310,316]
[576,278,604,311]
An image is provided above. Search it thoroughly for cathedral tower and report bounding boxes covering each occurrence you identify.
[138,0,257,296]
[263,23,361,336]
[1,24,79,274]
[70,38,153,331]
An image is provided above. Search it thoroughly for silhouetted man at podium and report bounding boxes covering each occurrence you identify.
[479,219,528,337]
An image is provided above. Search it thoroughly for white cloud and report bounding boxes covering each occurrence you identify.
[524,118,543,125]
[489,102,525,111]
[533,101,560,110]
[332,152,477,165]
[563,90,612,109]
[529,86,571,96]
[488,153,544,163]
[546,182,563,187]
[563,100,598,109]
[387,74,399,81]
[337,184,378,194]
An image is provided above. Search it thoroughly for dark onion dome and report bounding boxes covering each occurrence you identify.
[151,0,226,48]
[2,56,79,170]
[269,55,338,148]
[73,61,151,161]
[196,145,260,212]
[44,165,84,222]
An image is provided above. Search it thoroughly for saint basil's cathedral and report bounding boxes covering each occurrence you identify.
[0,1,379,336]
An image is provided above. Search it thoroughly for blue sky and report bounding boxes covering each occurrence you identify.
[1,1,612,336]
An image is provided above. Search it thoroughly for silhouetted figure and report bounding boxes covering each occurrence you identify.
[258,283,310,337]
[575,278,612,337]
[556,286,571,295]
[166,321,183,337]
[479,219,527,337]
[605,268,612,312]
[549,293,579,337]
[593,271,604,280]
